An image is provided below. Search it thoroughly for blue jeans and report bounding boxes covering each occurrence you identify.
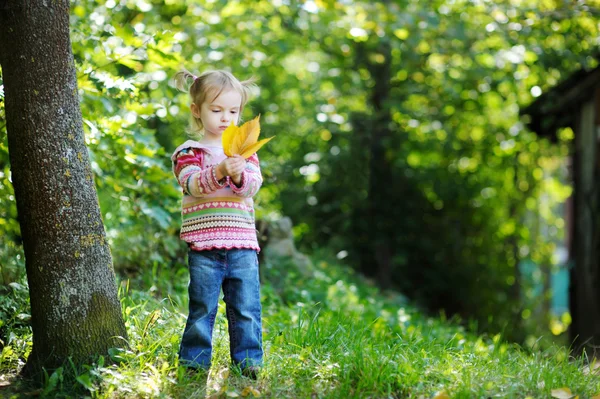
[179,248,263,370]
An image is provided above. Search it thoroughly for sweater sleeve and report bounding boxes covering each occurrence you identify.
[173,148,226,197]
[230,153,263,198]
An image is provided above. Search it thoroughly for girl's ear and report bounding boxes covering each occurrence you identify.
[190,103,201,118]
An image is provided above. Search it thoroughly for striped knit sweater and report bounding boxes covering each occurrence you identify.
[171,140,262,252]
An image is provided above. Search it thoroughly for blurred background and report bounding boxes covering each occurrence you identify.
[1,0,598,345]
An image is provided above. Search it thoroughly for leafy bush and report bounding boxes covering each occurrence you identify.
[0,278,31,373]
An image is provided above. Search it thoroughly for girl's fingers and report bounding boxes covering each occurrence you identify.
[223,157,246,176]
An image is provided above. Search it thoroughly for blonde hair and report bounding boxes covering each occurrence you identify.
[174,69,257,139]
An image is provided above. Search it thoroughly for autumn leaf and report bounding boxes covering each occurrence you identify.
[222,115,274,159]
[551,387,576,399]
[241,386,261,397]
[239,116,261,151]
[206,367,230,398]
[583,360,600,375]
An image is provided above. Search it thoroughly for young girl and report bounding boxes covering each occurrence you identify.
[172,69,263,378]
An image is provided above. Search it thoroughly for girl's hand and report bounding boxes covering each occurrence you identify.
[218,155,246,184]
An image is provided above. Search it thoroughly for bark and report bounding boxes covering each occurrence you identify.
[0,1,127,376]
[569,96,600,357]
[507,155,524,342]
[365,40,394,288]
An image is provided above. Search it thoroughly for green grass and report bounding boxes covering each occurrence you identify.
[1,251,600,398]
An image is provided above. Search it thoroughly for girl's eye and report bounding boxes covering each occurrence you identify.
[230,110,238,114]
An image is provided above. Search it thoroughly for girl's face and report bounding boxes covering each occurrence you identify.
[192,89,243,141]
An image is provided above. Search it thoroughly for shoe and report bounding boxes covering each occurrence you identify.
[241,366,260,380]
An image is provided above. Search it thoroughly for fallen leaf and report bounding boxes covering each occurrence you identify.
[241,386,261,397]
[219,369,230,380]
[222,116,274,159]
[551,387,575,399]
[432,391,450,399]
[206,368,230,397]
[584,360,600,376]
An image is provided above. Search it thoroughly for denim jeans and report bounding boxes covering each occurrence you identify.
[179,248,263,370]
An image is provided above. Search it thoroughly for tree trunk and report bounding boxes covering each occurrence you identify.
[365,40,394,289]
[0,1,127,376]
[569,96,600,357]
[507,157,524,342]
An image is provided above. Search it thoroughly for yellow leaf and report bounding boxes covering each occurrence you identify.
[240,115,261,151]
[584,360,600,375]
[219,368,230,380]
[233,123,246,155]
[232,118,249,153]
[239,137,275,159]
[222,122,238,157]
[551,388,575,399]
[221,116,273,159]
[241,386,261,397]
[432,391,450,399]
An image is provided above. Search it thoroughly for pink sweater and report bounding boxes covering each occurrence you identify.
[171,140,262,252]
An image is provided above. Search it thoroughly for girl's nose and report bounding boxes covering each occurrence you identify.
[221,113,230,122]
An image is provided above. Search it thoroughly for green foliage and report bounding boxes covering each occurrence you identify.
[0,114,22,286]
[0,241,24,287]
[0,279,31,373]
[0,0,598,340]
[251,0,596,338]
[68,3,188,273]
[1,250,599,397]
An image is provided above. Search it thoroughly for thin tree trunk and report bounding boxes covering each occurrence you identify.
[0,1,127,376]
[366,40,394,288]
[569,97,600,357]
